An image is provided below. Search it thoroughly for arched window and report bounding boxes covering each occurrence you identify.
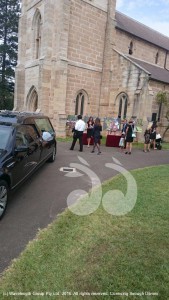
[118,98,122,118]
[26,86,38,112]
[75,90,88,115]
[117,93,128,119]
[129,41,133,55]
[32,10,42,59]
[155,51,159,64]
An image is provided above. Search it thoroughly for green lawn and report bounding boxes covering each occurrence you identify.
[0,166,169,300]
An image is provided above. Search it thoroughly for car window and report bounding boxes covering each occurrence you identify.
[15,125,39,147]
[0,126,12,150]
[35,118,54,134]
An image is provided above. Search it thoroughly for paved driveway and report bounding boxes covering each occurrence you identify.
[0,142,169,274]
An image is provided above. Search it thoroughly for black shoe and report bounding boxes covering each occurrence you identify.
[91,150,95,153]
[79,150,83,152]
[125,152,128,154]
[128,152,131,154]
[70,148,73,150]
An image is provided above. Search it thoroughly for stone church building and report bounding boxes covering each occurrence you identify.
[14,0,169,136]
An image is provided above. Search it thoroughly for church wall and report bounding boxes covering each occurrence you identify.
[149,80,169,139]
[14,2,29,109]
[66,65,102,116]
[98,1,117,111]
[67,0,107,69]
[14,68,25,110]
[65,0,108,118]
[115,30,167,68]
[108,50,150,122]
[165,53,169,70]
[24,65,40,107]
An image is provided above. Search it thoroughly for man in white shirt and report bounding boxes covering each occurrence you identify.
[70,115,86,152]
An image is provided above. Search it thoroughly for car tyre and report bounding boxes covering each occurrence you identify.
[0,180,9,220]
[48,146,56,162]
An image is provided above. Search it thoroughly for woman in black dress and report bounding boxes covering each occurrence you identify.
[91,117,102,155]
[86,116,94,147]
[143,126,151,152]
[125,120,134,154]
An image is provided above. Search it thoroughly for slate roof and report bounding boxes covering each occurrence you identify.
[128,57,169,84]
[115,11,169,51]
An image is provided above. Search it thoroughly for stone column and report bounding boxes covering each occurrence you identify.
[99,0,117,116]
[49,0,71,136]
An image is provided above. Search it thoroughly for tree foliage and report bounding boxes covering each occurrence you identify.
[156,91,168,106]
[0,0,20,110]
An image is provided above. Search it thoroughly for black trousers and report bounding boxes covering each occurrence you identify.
[70,132,83,151]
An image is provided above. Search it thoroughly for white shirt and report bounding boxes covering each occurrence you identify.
[42,131,53,141]
[75,119,86,132]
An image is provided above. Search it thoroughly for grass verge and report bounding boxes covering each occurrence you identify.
[0,166,169,300]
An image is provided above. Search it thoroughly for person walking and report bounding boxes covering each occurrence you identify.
[125,119,134,154]
[121,119,128,148]
[70,115,86,152]
[91,117,102,155]
[143,125,151,152]
[86,116,94,147]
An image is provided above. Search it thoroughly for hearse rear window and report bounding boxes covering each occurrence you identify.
[35,118,54,134]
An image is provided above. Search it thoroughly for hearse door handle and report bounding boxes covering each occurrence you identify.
[6,162,15,168]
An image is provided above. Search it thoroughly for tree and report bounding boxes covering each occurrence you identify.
[156,91,169,139]
[0,0,20,110]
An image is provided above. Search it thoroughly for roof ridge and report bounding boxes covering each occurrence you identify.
[116,10,169,40]
[113,48,151,74]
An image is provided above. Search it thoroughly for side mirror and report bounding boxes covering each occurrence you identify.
[15,145,28,153]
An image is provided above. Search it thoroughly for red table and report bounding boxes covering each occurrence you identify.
[106,134,121,147]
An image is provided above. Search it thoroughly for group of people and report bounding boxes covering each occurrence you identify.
[70,116,160,155]
[118,119,159,154]
[143,121,158,152]
[70,115,102,155]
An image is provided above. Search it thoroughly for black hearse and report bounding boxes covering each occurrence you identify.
[0,111,57,219]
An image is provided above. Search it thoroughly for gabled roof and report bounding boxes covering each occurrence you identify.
[128,57,169,84]
[115,11,169,51]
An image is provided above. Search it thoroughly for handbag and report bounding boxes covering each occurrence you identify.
[132,125,136,138]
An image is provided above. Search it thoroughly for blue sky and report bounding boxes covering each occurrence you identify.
[116,0,169,37]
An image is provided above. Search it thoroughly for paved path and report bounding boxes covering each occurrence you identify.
[0,142,169,274]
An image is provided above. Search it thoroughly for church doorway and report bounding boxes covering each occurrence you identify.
[26,86,38,112]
